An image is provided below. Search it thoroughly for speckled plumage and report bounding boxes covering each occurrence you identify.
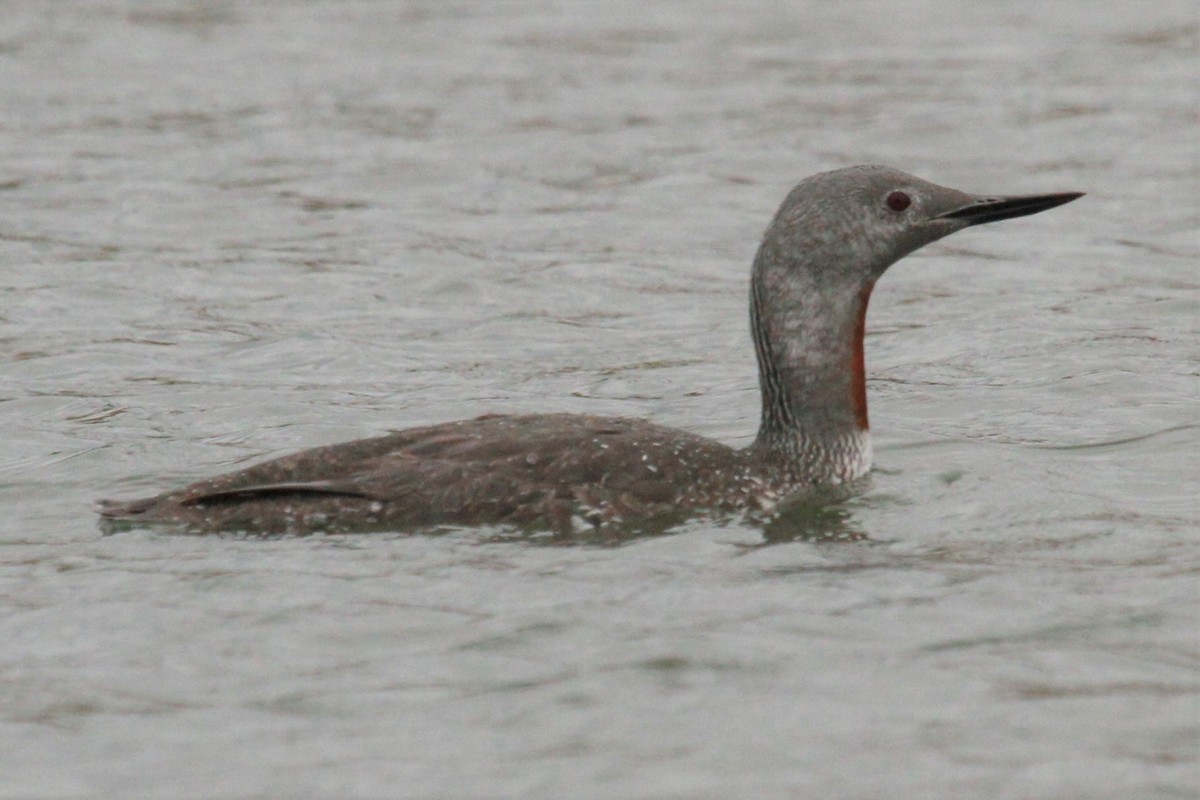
[98,166,1082,534]
[100,414,824,534]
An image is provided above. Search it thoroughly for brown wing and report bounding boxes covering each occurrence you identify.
[97,413,742,534]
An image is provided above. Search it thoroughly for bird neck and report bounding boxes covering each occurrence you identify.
[748,254,874,484]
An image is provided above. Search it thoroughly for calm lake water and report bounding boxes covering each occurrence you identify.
[2,1,1197,797]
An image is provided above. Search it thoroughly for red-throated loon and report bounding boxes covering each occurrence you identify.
[97,166,1082,534]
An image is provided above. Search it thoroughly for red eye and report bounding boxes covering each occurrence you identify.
[886,191,911,212]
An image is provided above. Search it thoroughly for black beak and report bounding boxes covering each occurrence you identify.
[936,191,1084,226]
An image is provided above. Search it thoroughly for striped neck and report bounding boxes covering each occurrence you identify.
[748,252,875,485]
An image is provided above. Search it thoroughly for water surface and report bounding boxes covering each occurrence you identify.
[1,1,1197,797]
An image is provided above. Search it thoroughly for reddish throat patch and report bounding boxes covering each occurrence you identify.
[851,281,875,430]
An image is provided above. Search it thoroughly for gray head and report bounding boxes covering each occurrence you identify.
[759,164,1084,291]
[750,165,1082,481]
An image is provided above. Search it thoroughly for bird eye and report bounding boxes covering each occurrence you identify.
[886,191,911,212]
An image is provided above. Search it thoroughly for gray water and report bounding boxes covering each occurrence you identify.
[2,2,1197,797]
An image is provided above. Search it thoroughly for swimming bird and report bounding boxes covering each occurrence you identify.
[97,165,1082,535]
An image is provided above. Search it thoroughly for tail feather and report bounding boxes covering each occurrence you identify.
[94,496,158,519]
